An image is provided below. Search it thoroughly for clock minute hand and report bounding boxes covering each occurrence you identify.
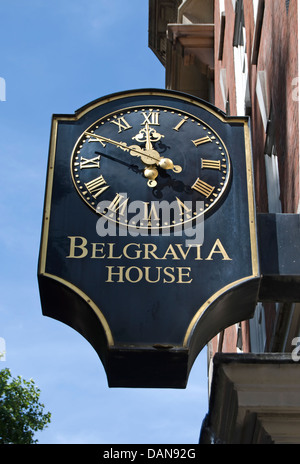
[85,132,156,161]
[85,132,131,153]
[94,151,143,174]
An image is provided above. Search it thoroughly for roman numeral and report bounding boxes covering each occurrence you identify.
[106,193,129,217]
[192,136,214,146]
[87,136,106,147]
[176,197,193,219]
[173,117,187,131]
[79,155,101,169]
[201,159,221,170]
[142,202,160,226]
[110,116,132,133]
[141,111,160,126]
[84,175,110,198]
[192,178,215,198]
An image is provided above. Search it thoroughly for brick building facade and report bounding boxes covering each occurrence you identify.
[149,0,300,443]
[213,0,300,357]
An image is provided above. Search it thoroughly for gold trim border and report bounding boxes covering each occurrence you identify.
[73,89,245,124]
[39,118,58,274]
[38,118,114,347]
[42,273,114,346]
[39,89,259,351]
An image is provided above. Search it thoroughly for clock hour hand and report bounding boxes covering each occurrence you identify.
[94,151,142,174]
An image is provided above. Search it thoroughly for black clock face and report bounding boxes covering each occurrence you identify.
[70,104,231,230]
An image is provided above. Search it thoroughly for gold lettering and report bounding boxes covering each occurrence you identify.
[163,267,176,283]
[107,243,122,259]
[177,267,193,283]
[141,111,160,126]
[66,236,88,258]
[143,243,160,260]
[123,243,142,260]
[176,197,192,220]
[91,242,105,258]
[173,117,187,131]
[104,266,193,284]
[195,244,203,260]
[110,116,132,133]
[201,159,221,170]
[125,266,143,283]
[192,178,215,198]
[192,136,213,146]
[175,244,192,260]
[143,202,160,226]
[84,175,109,198]
[65,238,231,264]
[144,267,162,283]
[206,239,232,261]
[106,266,125,283]
[162,244,180,260]
[79,155,101,169]
[106,193,129,218]
[87,136,106,147]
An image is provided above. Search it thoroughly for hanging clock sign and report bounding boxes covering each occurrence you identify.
[38,89,259,388]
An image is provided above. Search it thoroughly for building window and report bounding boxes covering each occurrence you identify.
[219,68,229,113]
[265,150,282,213]
[249,303,266,352]
[218,0,226,61]
[251,0,264,64]
[219,0,225,15]
[256,70,268,130]
[233,0,244,47]
[264,105,282,213]
[236,323,243,351]
[233,0,251,115]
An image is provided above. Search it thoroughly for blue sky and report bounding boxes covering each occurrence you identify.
[0,0,208,444]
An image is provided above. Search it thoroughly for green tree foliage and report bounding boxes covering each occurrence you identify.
[0,368,51,444]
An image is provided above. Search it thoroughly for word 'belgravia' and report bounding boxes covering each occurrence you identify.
[66,237,232,284]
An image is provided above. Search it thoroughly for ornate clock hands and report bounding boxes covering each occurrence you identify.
[71,100,231,228]
[85,131,182,187]
[132,123,163,147]
[132,124,182,174]
[132,123,163,150]
[86,131,161,187]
